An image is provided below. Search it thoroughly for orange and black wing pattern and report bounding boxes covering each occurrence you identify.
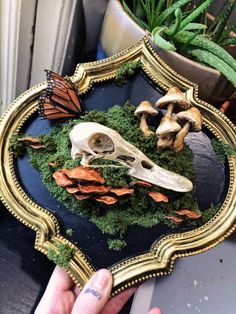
[38,70,82,119]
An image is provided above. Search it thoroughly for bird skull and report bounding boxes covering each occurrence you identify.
[69,122,193,192]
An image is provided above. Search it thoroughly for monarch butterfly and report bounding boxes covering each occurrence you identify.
[38,70,82,119]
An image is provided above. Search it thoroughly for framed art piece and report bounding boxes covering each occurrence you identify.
[0,37,235,296]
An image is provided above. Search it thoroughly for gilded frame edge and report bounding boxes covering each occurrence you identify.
[0,37,235,295]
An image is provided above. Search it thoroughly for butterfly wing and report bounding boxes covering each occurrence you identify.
[38,70,82,119]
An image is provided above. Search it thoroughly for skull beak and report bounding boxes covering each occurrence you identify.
[129,160,193,192]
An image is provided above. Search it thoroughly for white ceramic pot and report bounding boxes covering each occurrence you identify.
[100,0,235,107]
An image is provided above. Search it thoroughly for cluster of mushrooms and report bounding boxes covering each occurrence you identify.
[134,87,202,152]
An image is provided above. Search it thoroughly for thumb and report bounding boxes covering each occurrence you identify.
[147,307,163,314]
[72,269,113,314]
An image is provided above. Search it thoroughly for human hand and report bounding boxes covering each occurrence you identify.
[35,266,162,314]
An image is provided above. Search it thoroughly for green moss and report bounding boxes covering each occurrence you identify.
[66,228,73,237]
[18,102,214,250]
[212,138,236,164]
[114,61,141,85]
[39,134,57,151]
[47,243,75,269]
[9,133,57,158]
[201,203,219,224]
[91,159,131,187]
[9,134,26,157]
[108,239,127,251]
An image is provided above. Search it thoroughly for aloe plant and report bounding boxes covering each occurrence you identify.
[122,0,236,88]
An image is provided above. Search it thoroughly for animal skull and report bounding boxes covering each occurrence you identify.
[69,122,193,192]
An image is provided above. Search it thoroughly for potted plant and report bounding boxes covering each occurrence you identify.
[100,0,236,107]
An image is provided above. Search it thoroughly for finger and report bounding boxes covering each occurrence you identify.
[72,285,81,297]
[101,287,137,314]
[72,269,112,314]
[47,266,74,291]
[147,307,163,314]
[35,266,75,314]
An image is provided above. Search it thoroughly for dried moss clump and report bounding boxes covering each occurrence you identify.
[108,239,127,251]
[212,138,236,164]
[201,204,219,224]
[66,228,74,237]
[114,61,141,85]
[9,134,26,157]
[47,243,75,269]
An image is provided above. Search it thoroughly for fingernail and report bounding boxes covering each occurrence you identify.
[90,269,111,290]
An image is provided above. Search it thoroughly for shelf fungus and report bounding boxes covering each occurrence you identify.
[95,196,118,205]
[69,122,193,192]
[134,101,158,137]
[75,194,90,201]
[61,166,105,184]
[17,136,45,149]
[53,171,76,187]
[173,107,202,152]
[110,187,134,196]
[175,209,201,219]
[148,191,169,203]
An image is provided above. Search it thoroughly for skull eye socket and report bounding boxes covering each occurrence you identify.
[141,160,153,170]
[88,133,114,153]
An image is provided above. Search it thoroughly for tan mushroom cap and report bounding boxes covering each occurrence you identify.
[134,101,158,116]
[176,107,202,132]
[156,116,181,135]
[155,87,190,111]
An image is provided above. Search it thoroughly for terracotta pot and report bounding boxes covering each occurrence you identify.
[100,0,236,107]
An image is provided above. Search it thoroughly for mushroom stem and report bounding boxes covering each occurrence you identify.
[140,113,154,137]
[173,122,190,152]
[156,116,181,150]
[157,133,174,149]
[165,103,175,119]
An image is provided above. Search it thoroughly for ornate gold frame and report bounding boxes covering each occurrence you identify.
[0,37,236,295]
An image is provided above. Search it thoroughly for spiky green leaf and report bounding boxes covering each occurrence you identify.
[122,0,150,31]
[173,30,236,71]
[219,37,236,47]
[133,0,146,19]
[210,0,236,43]
[182,23,207,31]
[156,0,192,26]
[219,20,236,42]
[179,0,214,31]
[152,27,176,51]
[155,0,166,17]
[165,8,182,36]
[186,47,236,87]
